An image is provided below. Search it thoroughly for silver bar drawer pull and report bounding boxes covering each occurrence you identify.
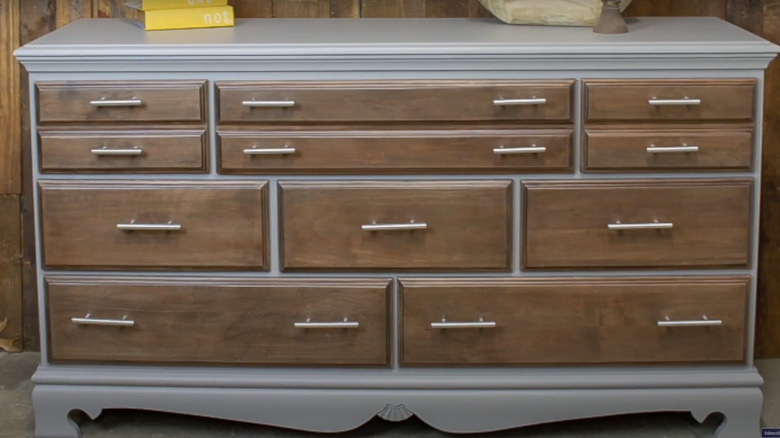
[431,317,496,329]
[71,313,135,327]
[657,315,723,327]
[90,97,143,107]
[648,97,702,106]
[493,144,547,155]
[294,318,359,329]
[117,220,182,231]
[243,146,297,155]
[362,221,427,231]
[646,145,700,154]
[91,146,144,156]
[493,97,547,106]
[608,220,673,231]
[242,100,296,108]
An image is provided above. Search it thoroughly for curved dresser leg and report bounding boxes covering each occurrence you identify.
[32,385,101,438]
[711,387,763,438]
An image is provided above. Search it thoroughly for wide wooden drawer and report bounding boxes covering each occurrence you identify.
[523,179,751,269]
[216,80,573,123]
[400,277,748,365]
[40,180,268,269]
[39,129,207,173]
[36,81,206,123]
[280,180,512,270]
[583,128,753,171]
[584,79,754,122]
[219,129,572,173]
[46,276,391,365]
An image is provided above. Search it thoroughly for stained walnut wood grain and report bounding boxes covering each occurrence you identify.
[216,80,573,123]
[400,276,748,365]
[39,128,207,173]
[523,179,752,269]
[280,180,512,271]
[40,180,269,270]
[584,79,755,122]
[583,127,754,171]
[36,80,207,123]
[218,129,572,174]
[46,276,391,365]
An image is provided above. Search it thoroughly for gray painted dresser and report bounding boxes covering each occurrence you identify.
[14,17,779,438]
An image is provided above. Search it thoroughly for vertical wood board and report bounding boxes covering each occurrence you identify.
[272,0,330,17]
[0,195,21,352]
[757,0,780,358]
[1,0,21,195]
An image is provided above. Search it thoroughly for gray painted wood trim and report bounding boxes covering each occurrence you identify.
[14,18,780,72]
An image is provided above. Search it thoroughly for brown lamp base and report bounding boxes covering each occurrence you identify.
[594,3,628,34]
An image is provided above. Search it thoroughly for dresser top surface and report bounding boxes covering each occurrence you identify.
[14,16,779,59]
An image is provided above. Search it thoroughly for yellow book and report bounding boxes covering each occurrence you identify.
[125,0,228,10]
[135,5,234,30]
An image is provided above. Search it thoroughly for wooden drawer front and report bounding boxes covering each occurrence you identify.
[584,79,754,122]
[36,81,206,123]
[400,277,748,365]
[583,129,753,171]
[40,181,268,269]
[523,179,751,269]
[219,130,572,174]
[39,129,207,172]
[217,80,573,123]
[46,276,390,365]
[280,180,511,270]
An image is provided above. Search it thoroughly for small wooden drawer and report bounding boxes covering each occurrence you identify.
[218,129,572,174]
[279,180,511,270]
[523,179,751,269]
[46,276,391,365]
[36,80,206,123]
[583,128,753,171]
[40,180,268,269]
[216,80,573,123]
[39,128,207,173]
[584,79,755,122]
[400,276,748,365]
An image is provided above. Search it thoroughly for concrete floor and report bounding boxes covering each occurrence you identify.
[2,352,779,437]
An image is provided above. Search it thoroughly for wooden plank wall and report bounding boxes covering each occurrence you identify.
[0,0,22,352]
[2,0,779,356]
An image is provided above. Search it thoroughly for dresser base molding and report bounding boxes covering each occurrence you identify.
[32,369,763,438]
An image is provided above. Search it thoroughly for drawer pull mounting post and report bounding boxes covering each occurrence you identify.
[657,315,723,327]
[648,97,702,106]
[243,146,297,155]
[89,97,143,107]
[646,144,700,154]
[71,313,135,327]
[362,221,427,231]
[431,317,497,329]
[493,144,547,155]
[117,219,182,231]
[242,100,296,108]
[608,220,673,231]
[91,146,144,156]
[294,317,360,329]
[493,97,547,106]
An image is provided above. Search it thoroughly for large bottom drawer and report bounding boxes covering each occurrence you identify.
[400,276,748,366]
[46,276,391,366]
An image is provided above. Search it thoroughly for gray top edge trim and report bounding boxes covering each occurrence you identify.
[32,366,764,389]
[14,17,780,62]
